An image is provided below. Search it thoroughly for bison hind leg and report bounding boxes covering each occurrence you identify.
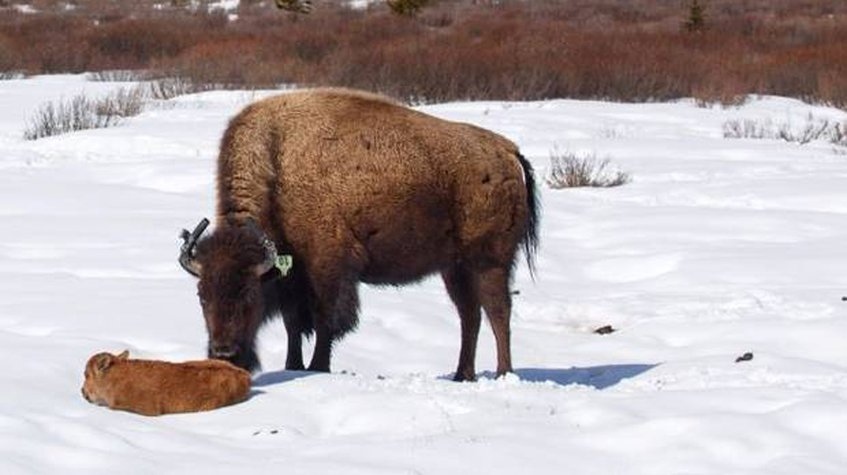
[442,265,482,382]
[477,266,513,376]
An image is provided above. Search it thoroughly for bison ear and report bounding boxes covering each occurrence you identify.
[116,350,129,360]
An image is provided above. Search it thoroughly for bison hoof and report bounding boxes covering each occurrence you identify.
[453,371,477,383]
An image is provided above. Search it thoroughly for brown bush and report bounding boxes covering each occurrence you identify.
[0,0,846,105]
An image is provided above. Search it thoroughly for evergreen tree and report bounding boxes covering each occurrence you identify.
[684,0,706,33]
[387,0,430,17]
[274,0,313,14]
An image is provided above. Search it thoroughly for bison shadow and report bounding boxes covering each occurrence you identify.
[252,370,320,388]
[470,363,659,389]
[252,364,657,390]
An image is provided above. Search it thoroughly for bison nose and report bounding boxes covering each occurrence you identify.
[210,344,237,359]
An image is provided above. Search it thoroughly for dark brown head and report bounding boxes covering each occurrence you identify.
[181,223,276,372]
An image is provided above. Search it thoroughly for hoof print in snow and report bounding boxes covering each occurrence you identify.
[841,296,846,301]
[735,352,754,363]
[511,289,521,295]
[593,325,616,335]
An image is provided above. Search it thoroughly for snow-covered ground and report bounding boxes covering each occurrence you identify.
[1,75,846,474]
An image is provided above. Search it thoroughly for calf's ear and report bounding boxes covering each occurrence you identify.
[116,350,130,360]
[94,354,115,375]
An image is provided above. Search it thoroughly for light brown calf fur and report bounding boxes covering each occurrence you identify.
[81,350,251,416]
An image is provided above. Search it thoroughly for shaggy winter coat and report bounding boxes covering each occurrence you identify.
[188,88,539,381]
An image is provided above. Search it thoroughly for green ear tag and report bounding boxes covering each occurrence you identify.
[274,255,293,276]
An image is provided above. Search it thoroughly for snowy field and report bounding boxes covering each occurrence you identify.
[1,75,846,474]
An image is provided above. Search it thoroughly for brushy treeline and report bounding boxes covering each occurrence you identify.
[1,0,846,106]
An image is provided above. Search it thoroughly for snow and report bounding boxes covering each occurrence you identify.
[11,4,38,14]
[1,74,846,474]
[208,0,240,12]
[348,0,380,10]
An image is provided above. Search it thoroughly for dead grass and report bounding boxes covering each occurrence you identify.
[1,1,846,105]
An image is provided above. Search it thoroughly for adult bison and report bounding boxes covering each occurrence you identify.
[179,88,538,382]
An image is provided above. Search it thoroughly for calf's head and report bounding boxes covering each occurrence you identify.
[82,350,129,404]
[180,222,277,372]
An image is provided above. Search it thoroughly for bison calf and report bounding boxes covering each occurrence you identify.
[81,350,251,416]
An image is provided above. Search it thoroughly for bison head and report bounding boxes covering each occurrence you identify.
[180,219,278,372]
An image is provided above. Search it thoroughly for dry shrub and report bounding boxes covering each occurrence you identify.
[546,150,631,189]
[147,76,204,100]
[153,38,290,88]
[24,95,116,140]
[87,70,149,82]
[830,122,847,148]
[24,86,147,140]
[723,115,847,147]
[95,86,146,118]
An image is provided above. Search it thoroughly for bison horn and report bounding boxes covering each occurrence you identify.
[179,218,209,278]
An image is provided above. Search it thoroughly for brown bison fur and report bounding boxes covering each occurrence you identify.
[186,88,539,382]
[81,350,251,416]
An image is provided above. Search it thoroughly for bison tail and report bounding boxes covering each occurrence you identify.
[516,152,540,280]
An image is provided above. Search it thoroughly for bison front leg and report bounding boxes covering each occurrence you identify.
[281,306,307,371]
[443,265,481,382]
[307,274,360,373]
[477,266,514,377]
[308,324,332,372]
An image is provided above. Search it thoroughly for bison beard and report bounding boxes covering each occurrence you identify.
[180,88,539,381]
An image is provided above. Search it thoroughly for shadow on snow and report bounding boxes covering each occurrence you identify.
[251,369,321,387]
[252,364,658,391]
[474,364,659,389]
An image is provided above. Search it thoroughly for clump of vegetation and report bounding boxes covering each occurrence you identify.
[831,122,847,148]
[684,0,706,33]
[387,0,430,16]
[24,86,147,140]
[2,1,847,105]
[274,0,313,14]
[147,76,207,100]
[95,86,146,118]
[723,115,847,147]
[87,70,148,82]
[546,150,631,189]
[0,70,24,80]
